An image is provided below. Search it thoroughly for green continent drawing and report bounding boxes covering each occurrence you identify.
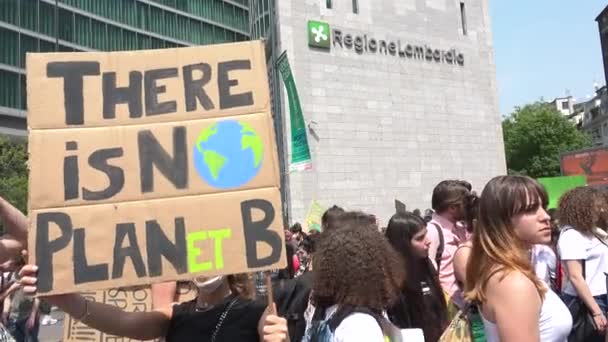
[240,122,263,167]
[203,150,227,180]
[196,124,218,153]
[193,119,264,189]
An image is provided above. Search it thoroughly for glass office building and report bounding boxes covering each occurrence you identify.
[0,0,252,136]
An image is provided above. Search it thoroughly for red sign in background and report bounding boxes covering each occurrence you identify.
[561,148,608,185]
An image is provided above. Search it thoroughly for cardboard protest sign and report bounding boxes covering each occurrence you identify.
[27,41,286,295]
[538,175,587,209]
[63,286,154,342]
[304,200,325,232]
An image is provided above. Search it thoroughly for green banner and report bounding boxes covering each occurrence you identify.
[276,51,312,172]
[537,175,587,209]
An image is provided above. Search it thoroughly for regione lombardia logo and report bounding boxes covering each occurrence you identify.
[308,20,330,49]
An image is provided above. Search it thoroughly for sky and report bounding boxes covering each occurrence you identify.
[490,0,607,116]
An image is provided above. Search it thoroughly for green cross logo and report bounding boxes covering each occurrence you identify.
[308,20,330,49]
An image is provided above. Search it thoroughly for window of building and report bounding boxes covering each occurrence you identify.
[352,0,358,13]
[562,101,569,110]
[591,107,600,120]
[460,2,467,35]
[326,0,332,9]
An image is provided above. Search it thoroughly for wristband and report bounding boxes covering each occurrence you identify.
[592,312,603,317]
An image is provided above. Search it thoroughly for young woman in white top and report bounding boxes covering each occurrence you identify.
[557,186,608,340]
[465,175,572,342]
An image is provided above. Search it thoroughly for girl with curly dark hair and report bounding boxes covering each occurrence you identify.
[557,186,608,339]
[385,212,448,342]
[303,212,405,341]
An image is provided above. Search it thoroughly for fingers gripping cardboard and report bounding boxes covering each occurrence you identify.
[27,41,285,295]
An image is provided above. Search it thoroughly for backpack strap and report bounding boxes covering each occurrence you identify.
[430,222,445,270]
[555,254,563,294]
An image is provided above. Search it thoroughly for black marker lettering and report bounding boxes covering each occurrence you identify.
[64,142,79,200]
[47,61,100,125]
[218,60,254,109]
[102,71,143,119]
[241,199,282,267]
[82,148,125,201]
[74,228,109,284]
[144,68,178,116]
[146,217,187,277]
[112,223,146,279]
[138,127,187,193]
[183,63,214,112]
[36,212,73,293]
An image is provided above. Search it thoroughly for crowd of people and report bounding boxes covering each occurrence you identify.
[1,175,608,341]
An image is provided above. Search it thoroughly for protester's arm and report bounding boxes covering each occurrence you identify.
[0,279,19,326]
[52,294,172,339]
[564,260,606,331]
[0,197,28,264]
[0,236,23,266]
[1,295,10,324]
[20,265,172,340]
[26,298,40,331]
[453,243,472,285]
[0,197,27,244]
[151,281,177,309]
[557,230,606,331]
[0,282,20,301]
[488,271,541,342]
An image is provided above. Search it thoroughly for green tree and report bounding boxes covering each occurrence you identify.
[0,138,28,216]
[503,102,591,178]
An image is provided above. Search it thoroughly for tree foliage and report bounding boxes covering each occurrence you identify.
[502,102,591,178]
[0,138,28,216]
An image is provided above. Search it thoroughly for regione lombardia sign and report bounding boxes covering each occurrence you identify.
[27,41,285,295]
[307,19,465,66]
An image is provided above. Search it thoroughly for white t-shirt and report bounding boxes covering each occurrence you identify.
[323,305,384,342]
[532,245,556,285]
[558,227,608,296]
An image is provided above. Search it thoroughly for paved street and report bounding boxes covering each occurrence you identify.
[38,310,64,342]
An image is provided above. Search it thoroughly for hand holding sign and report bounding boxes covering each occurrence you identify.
[259,306,289,342]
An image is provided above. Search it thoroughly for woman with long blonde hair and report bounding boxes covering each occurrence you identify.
[465,175,571,342]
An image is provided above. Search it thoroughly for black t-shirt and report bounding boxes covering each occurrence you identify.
[166,295,266,342]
